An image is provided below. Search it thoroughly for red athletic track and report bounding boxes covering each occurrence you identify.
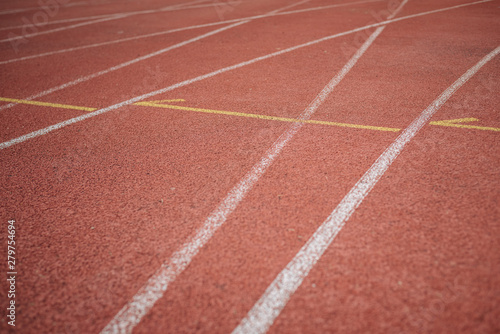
[0,0,499,333]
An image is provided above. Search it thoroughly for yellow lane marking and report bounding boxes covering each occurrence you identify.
[0,97,97,112]
[4,95,498,134]
[431,117,479,124]
[430,117,500,132]
[135,102,401,132]
[147,99,186,103]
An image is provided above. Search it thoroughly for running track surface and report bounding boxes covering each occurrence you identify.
[0,0,499,333]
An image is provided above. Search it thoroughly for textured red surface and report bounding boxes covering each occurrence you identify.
[0,0,499,333]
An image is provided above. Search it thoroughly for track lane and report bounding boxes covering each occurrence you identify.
[0,0,498,333]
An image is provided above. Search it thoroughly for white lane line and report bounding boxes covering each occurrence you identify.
[0,0,208,43]
[0,13,129,43]
[0,7,42,15]
[0,2,91,16]
[0,1,223,32]
[99,5,380,333]
[233,45,500,334]
[0,0,492,146]
[0,0,136,15]
[0,13,116,32]
[0,0,385,65]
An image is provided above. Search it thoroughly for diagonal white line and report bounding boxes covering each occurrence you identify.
[0,7,41,15]
[233,44,500,334]
[0,0,146,15]
[0,13,122,32]
[0,14,129,43]
[0,1,94,16]
[97,1,410,333]
[0,0,492,148]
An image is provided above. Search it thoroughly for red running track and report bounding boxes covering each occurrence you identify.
[0,0,499,333]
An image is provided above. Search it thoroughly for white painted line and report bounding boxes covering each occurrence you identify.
[0,14,128,43]
[0,0,131,15]
[97,1,408,333]
[0,7,41,15]
[0,0,490,116]
[0,2,91,16]
[0,1,222,32]
[233,45,500,334]
[0,0,385,65]
[0,13,116,32]
[0,0,208,43]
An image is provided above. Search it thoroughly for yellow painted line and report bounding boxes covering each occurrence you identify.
[304,119,400,132]
[430,117,479,124]
[147,99,186,103]
[0,97,97,112]
[430,117,500,132]
[430,123,500,132]
[134,102,401,132]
